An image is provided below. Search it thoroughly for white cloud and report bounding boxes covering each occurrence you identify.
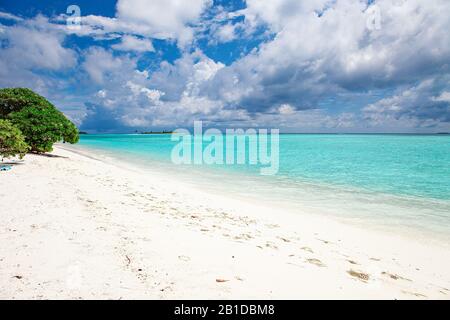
[0,16,76,71]
[68,0,212,47]
[433,91,450,103]
[112,35,155,52]
[0,15,78,115]
[82,47,136,84]
[96,90,107,98]
[80,50,228,131]
[144,89,165,102]
[213,23,237,43]
[2,0,450,132]
[278,104,295,115]
[363,77,450,126]
[117,0,210,37]
[126,81,164,103]
[204,0,450,121]
[0,11,23,21]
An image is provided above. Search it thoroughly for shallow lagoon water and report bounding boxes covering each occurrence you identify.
[74,134,450,241]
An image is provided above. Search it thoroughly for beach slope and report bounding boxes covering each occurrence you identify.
[0,146,449,299]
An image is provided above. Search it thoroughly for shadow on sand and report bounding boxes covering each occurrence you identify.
[1,162,24,166]
[29,152,68,159]
[1,152,68,166]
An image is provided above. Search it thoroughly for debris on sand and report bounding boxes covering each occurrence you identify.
[347,270,370,282]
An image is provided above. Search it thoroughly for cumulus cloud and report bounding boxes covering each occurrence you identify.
[0,15,76,73]
[1,0,450,132]
[117,0,211,45]
[0,14,79,118]
[206,0,450,117]
[364,77,450,126]
[126,81,164,103]
[63,0,212,47]
[79,46,369,132]
[112,35,155,52]
[80,50,227,131]
[82,47,139,85]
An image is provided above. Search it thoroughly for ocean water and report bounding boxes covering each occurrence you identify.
[74,134,450,241]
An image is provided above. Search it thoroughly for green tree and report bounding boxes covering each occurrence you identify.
[0,119,29,160]
[0,88,79,153]
[0,88,53,117]
[9,105,79,153]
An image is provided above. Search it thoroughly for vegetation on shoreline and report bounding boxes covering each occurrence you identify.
[0,119,29,160]
[0,88,79,158]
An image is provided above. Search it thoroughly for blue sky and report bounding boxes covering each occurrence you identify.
[0,0,449,133]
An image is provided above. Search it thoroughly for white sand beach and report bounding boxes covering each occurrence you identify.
[0,145,449,300]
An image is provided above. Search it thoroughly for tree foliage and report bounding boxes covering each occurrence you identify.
[0,119,29,160]
[8,105,79,153]
[0,88,53,117]
[0,88,79,153]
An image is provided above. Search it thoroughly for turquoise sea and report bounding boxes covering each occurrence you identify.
[75,134,450,241]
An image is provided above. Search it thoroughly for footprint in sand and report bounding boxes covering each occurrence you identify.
[306,258,326,267]
[317,238,331,245]
[178,255,190,262]
[234,233,253,241]
[401,290,427,298]
[301,246,314,253]
[265,242,278,250]
[277,236,290,243]
[381,271,411,282]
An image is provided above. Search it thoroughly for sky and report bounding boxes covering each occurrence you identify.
[0,0,449,133]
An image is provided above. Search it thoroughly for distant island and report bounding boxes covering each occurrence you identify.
[140,130,173,134]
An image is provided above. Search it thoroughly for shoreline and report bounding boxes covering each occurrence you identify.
[62,143,450,246]
[1,145,449,299]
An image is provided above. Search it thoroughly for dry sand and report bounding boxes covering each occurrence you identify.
[0,145,449,299]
